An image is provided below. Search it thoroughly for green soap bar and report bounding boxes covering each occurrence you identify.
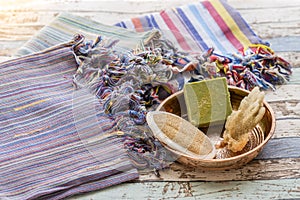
[183,77,232,127]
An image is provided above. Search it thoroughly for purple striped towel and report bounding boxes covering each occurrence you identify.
[0,37,139,200]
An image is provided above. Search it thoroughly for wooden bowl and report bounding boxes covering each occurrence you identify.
[156,86,275,170]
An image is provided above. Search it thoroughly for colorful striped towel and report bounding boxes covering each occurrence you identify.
[115,0,292,90]
[115,0,263,54]
[0,37,140,200]
[16,12,158,56]
[17,0,263,56]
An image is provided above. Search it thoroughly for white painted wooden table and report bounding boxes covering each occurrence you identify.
[0,0,299,199]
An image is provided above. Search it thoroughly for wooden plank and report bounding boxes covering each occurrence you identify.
[290,68,300,84]
[0,56,14,62]
[269,100,300,120]
[268,36,300,52]
[0,24,43,40]
[263,68,300,141]
[228,0,300,9]
[256,137,300,159]
[265,84,300,102]
[138,158,300,181]
[265,69,300,138]
[0,40,26,56]
[68,178,300,200]
[0,0,199,13]
[249,24,300,40]
[227,0,300,40]
[1,0,299,17]
[274,119,300,138]
[233,7,300,25]
[267,98,300,120]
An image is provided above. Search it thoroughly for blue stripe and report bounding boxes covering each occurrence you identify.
[189,4,227,53]
[255,137,300,159]
[145,15,153,29]
[121,21,127,28]
[114,22,127,28]
[114,22,122,27]
[150,15,160,29]
[175,8,208,50]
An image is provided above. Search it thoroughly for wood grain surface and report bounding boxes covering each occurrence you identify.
[0,0,299,199]
[69,179,299,200]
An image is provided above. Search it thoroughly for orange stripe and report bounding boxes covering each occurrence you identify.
[131,17,144,32]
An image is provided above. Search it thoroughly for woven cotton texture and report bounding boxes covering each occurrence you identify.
[16,12,157,56]
[17,0,263,56]
[116,0,263,53]
[0,40,138,200]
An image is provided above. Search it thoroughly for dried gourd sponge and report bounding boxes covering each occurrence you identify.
[146,111,215,159]
[183,77,232,127]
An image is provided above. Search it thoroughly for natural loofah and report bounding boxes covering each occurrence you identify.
[146,111,216,159]
[223,87,266,152]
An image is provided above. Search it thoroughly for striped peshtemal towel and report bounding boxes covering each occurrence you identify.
[0,38,139,200]
[17,0,264,56]
[115,0,263,54]
[16,12,158,56]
